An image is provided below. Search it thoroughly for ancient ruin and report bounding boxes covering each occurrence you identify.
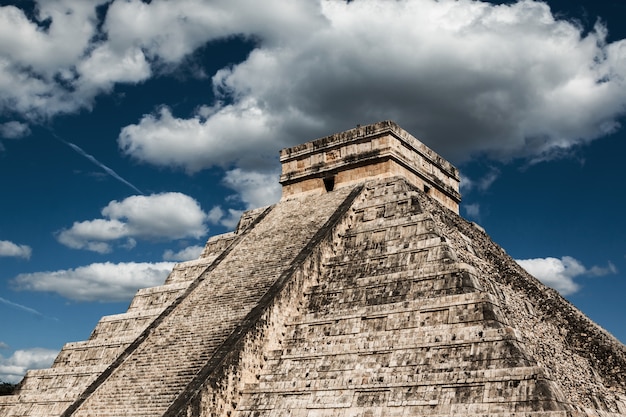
[2,121,625,416]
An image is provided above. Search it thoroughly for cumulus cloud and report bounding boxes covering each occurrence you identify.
[0,1,109,118]
[0,348,58,384]
[222,168,281,208]
[102,0,323,62]
[163,245,204,261]
[56,192,208,253]
[516,256,618,295]
[120,0,626,164]
[0,240,32,259]
[118,104,284,174]
[0,0,322,120]
[11,261,175,302]
[119,0,626,175]
[2,0,626,213]
[202,169,279,227]
[75,44,151,95]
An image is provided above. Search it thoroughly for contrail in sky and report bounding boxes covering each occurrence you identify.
[55,135,144,195]
[0,296,57,321]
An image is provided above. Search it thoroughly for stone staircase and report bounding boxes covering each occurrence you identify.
[235,179,570,416]
[0,231,238,417]
[60,186,361,416]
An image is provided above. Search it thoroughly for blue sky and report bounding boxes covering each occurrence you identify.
[0,0,625,383]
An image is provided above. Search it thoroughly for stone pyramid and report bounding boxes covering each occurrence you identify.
[2,121,625,417]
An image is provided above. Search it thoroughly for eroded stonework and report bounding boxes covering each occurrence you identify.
[2,122,625,417]
[280,121,461,213]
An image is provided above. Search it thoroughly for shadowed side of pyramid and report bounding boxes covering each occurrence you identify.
[234,178,626,416]
[422,188,626,414]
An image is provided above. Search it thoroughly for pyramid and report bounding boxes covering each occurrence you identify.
[2,121,625,417]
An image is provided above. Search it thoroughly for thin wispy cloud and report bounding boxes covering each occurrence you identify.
[55,134,143,195]
[0,296,55,321]
[460,168,501,194]
[463,203,481,220]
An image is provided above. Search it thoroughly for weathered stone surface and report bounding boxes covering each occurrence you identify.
[2,122,625,417]
[280,121,461,213]
[231,178,626,417]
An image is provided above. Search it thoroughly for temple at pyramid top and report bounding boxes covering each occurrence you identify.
[279,120,461,213]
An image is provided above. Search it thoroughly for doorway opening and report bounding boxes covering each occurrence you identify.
[323,176,336,192]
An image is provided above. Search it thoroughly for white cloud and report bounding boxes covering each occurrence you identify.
[0,240,32,259]
[110,0,626,205]
[2,0,626,202]
[207,206,226,225]
[11,261,175,302]
[103,0,228,64]
[103,0,324,63]
[0,121,30,139]
[163,245,204,261]
[588,262,618,277]
[203,168,280,228]
[0,2,102,72]
[222,168,281,209]
[56,192,208,253]
[118,104,282,174]
[102,193,207,238]
[76,44,151,95]
[0,1,107,118]
[57,219,127,254]
[0,0,323,120]
[0,348,58,384]
[516,256,618,296]
[200,1,626,162]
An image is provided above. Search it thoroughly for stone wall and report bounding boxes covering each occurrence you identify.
[233,178,579,416]
[421,190,626,415]
[279,121,461,213]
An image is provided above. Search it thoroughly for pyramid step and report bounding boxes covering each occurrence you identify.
[88,307,165,342]
[126,281,193,311]
[52,336,137,368]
